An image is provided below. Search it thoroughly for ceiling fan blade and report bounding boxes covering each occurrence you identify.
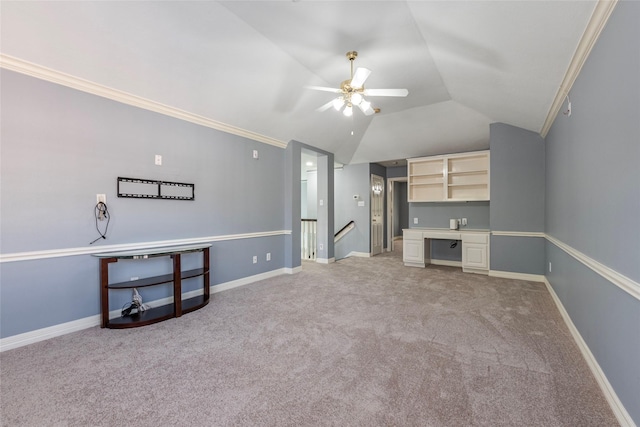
[316,100,335,112]
[363,88,409,97]
[358,102,375,116]
[350,67,371,89]
[305,85,342,94]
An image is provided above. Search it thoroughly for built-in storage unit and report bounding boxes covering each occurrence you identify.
[94,243,211,329]
[461,233,489,273]
[408,150,490,202]
[403,229,489,274]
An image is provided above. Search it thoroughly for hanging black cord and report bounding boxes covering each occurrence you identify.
[89,202,110,244]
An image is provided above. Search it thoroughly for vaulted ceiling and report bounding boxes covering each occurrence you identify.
[1,1,597,165]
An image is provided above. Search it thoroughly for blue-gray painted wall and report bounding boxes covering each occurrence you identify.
[545,1,640,423]
[489,123,545,275]
[0,69,288,338]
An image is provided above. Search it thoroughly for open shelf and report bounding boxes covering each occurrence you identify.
[108,268,207,289]
[408,150,489,202]
[95,244,211,329]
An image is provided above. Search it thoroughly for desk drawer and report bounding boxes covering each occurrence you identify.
[403,230,424,240]
[462,233,488,244]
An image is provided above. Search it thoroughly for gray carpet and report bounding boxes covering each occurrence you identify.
[1,252,618,426]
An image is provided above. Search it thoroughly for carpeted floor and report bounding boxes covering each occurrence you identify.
[1,252,618,426]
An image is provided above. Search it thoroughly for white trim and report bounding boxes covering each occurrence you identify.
[0,268,288,352]
[0,315,101,353]
[431,259,462,268]
[489,270,545,283]
[540,0,618,136]
[543,277,635,427]
[491,231,545,238]
[0,230,290,263]
[346,251,371,258]
[316,257,336,264]
[0,54,287,149]
[284,266,302,274]
[546,234,640,301]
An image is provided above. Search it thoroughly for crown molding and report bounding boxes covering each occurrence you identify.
[540,0,618,137]
[0,54,288,149]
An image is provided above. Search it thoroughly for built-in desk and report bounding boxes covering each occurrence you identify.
[403,228,490,274]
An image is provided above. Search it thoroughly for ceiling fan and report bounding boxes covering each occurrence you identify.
[306,51,409,117]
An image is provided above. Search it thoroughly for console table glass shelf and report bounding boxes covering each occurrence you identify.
[93,243,211,329]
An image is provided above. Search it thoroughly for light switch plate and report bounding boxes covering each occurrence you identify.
[413,218,418,224]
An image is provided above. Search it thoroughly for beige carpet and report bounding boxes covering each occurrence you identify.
[1,252,618,426]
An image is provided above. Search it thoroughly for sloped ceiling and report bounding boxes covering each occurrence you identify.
[1,1,597,165]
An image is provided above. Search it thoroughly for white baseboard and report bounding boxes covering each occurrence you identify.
[346,251,371,258]
[0,315,101,352]
[0,268,288,352]
[489,270,545,283]
[316,257,336,264]
[284,266,302,274]
[431,259,462,268]
[544,277,635,427]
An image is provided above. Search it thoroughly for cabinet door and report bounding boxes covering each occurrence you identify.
[403,239,424,263]
[462,243,488,270]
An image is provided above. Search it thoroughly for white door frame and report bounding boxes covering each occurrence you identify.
[387,177,407,252]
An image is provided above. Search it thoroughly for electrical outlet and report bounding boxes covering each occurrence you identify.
[462,218,468,226]
[266,252,271,261]
[155,154,162,165]
[413,218,418,224]
[319,243,323,251]
[252,150,259,159]
[253,256,257,264]
[549,262,552,273]
[96,194,106,204]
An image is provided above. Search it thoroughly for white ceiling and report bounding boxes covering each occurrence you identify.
[1,1,597,165]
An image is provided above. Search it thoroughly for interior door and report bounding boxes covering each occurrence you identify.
[371,174,384,256]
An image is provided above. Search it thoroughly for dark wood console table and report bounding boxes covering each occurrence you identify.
[93,244,211,328]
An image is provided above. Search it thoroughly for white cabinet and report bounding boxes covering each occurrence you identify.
[403,229,489,274]
[408,150,490,202]
[462,233,489,274]
[403,230,428,267]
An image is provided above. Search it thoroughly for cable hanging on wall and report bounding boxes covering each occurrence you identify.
[89,202,110,244]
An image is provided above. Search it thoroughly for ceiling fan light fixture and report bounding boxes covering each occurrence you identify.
[332,97,345,111]
[343,103,353,117]
[351,93,363,106]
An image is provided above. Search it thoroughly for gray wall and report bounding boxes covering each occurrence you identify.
[392,181,408,237]
[409,202,490,230]
[489,123,545,275]
[1,70,287,338]
[545,1,640,423]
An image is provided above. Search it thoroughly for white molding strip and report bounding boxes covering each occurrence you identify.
[346,251,371,258]
[546,234,640,301]
[431,259,462,268]
[540,0,618,136]
[0,230,290,263]
[0,54,287,149]
[489,270,545,283]
[491,231,545,238]
[543,278,635,427]
[284,266,302,275]
[0,315,101,353]
[316,257,336,264]
[0,268,288,352]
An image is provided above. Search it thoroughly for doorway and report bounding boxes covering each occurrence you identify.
[371,174,384,256]
[387,177,408,252]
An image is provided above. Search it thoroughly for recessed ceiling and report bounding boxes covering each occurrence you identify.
[1,1,597,165]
